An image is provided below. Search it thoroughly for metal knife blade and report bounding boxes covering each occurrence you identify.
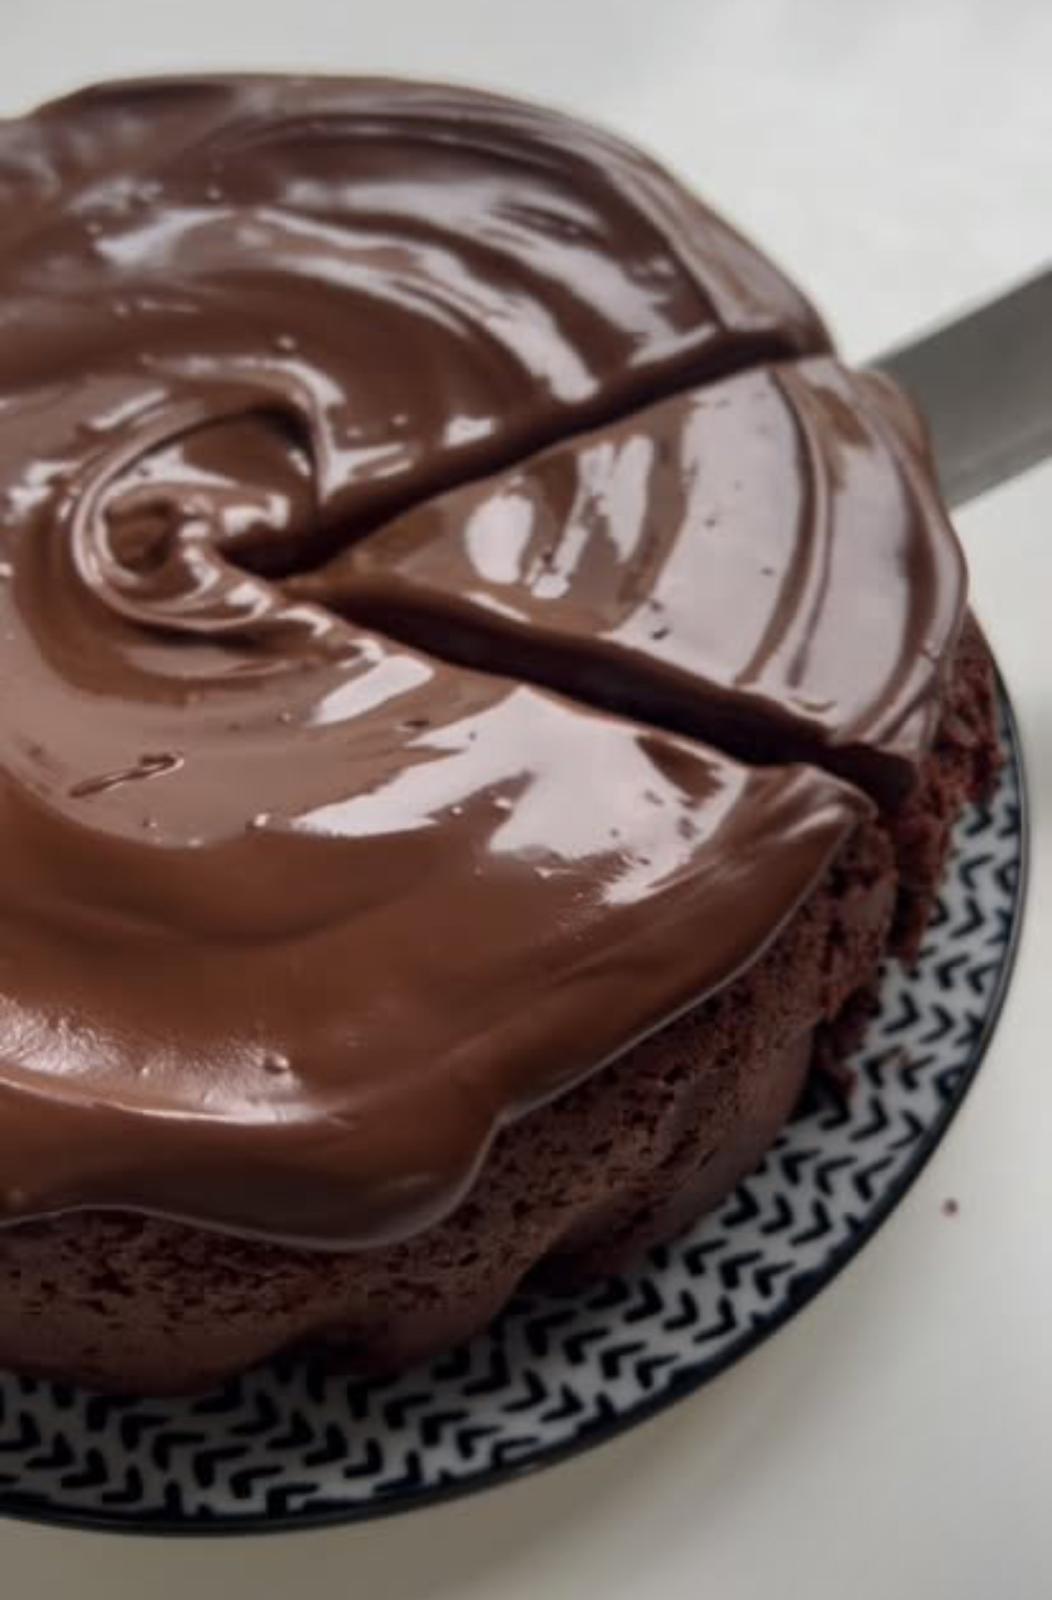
[876,266,1052,509]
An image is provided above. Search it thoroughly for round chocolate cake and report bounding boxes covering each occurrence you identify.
[0,77,998,1392]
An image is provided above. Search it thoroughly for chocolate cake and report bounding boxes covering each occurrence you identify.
[0,77,998,1392]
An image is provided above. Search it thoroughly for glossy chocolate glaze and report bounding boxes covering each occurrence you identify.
[0,75,827,563]
[306,358,966,804]
[0,664,866,1245]
[0,77,952,1247]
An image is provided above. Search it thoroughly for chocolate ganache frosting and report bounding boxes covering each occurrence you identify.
[0,77,962,1249]
[304,357,965,805]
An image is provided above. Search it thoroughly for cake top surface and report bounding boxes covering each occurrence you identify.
[0,74,825,537]
[0,76,962,1247]
[310,356,963,802]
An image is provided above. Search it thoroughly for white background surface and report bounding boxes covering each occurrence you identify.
[2,1,1051,1594]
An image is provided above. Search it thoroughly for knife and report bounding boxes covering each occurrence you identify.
[877,266,1052,509]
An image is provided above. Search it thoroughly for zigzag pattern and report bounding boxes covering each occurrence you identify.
[0,701,1025,1531]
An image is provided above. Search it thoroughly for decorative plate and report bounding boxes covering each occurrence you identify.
[0,691,1026,1536]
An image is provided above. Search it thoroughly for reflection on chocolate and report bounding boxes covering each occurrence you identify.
[0,74,827,563]
[0,77,957,1250]
[0,672,867,1245]
[309,359,964,804]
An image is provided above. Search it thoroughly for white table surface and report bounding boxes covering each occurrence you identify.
[2,1,1050,1593]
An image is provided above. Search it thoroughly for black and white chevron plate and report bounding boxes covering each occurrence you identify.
[0,693,1026,1536]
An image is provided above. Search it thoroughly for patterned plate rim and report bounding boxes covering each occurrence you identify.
[0,675,1028,1539]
